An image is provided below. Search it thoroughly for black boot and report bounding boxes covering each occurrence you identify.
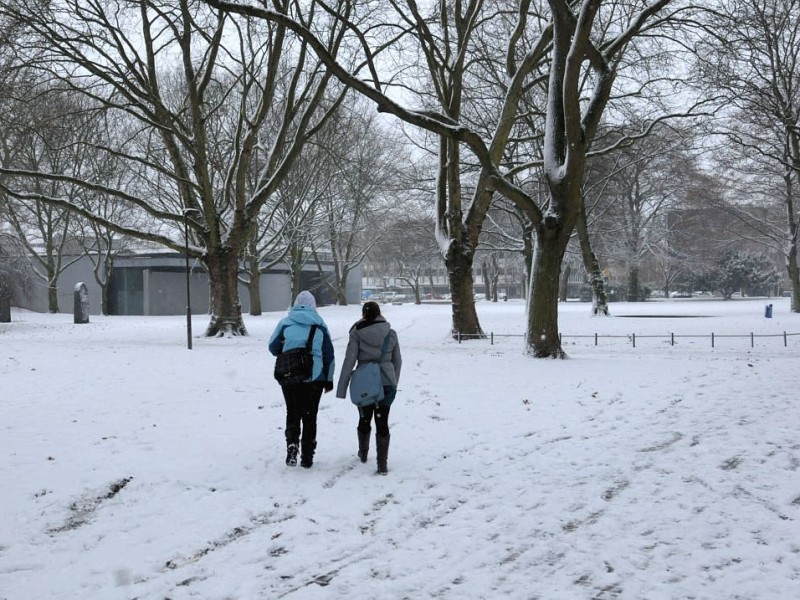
[285,442,298,467]
[300,440,317,469]
[376,434,390,475]
[357,429,371,463]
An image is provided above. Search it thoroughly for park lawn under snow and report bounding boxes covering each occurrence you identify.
[1,298,799,599]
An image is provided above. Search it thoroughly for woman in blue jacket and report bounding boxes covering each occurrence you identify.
[269,291,335,468]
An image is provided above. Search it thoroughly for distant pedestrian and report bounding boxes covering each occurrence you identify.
[269,291,335,468]
[336,301,402,474]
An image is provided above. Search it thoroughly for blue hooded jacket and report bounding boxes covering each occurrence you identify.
[268,296,335,384]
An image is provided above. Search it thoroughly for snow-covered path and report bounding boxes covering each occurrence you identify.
[1,299,799,599]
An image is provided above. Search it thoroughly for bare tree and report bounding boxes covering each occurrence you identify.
[311,101,409,305]
[2,87,95,312]
[371,214,441,305]
[207,0,708,356]
[0,0,347,336]
[589,127,696,302]
[698,0,800,311]
[242,133,331,314]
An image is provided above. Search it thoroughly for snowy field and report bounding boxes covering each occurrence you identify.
[1,298,799,599]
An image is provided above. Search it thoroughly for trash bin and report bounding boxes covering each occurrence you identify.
[765,304,773,318]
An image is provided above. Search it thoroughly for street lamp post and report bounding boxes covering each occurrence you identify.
[183,208,200,349]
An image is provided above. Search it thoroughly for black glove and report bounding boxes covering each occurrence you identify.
[323,381,333,393]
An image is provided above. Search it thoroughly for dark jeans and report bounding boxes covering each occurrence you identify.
[357,386,396,437]
[282,382,323,448]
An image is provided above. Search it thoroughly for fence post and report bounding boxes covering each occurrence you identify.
[785,331,788,347]
[632,333,636,348]
[594,332,598,346]
[671,332,674,346]
[491,332,494,345]
[457,331,461,344]
[711,332,715,348]
[751,332,754,348]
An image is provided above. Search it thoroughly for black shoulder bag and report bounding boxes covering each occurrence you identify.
[274,324,318,386]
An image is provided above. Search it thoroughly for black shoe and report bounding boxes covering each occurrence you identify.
[285,443,298,467]
[300,456,313,468]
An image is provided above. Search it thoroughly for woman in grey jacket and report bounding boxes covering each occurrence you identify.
[336,301,402,474]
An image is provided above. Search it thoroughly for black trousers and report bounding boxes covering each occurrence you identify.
[282,382,323,448]
[358,402,391,437]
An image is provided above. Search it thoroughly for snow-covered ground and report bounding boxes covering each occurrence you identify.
[1,298,799,599]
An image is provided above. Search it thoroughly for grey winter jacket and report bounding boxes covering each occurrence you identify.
[336,316,402,399]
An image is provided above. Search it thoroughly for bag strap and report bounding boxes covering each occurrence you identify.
[379,332,391,361]
[305,324,318,351]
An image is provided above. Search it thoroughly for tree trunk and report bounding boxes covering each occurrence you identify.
[47,281,59,313]
[559,263,570,302]
[336,280,347,306]
[527,225,570,357]
[785,169,800,312]
[522,226,534,301]
[247,268,262,317]
[248,267,262,316]
[447,241,483,339]
[481,261,490,300]
[100,284,109,317]
[787,241,800,313]
[247,242,262,316]
[0,274,10,323]
[204,247,247,337]
[627,265,640,302]
[289,244,303,303]
[575,200,609,315]
[490,257,499,302]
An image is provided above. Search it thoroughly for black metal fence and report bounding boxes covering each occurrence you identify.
[456,331,800,348]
